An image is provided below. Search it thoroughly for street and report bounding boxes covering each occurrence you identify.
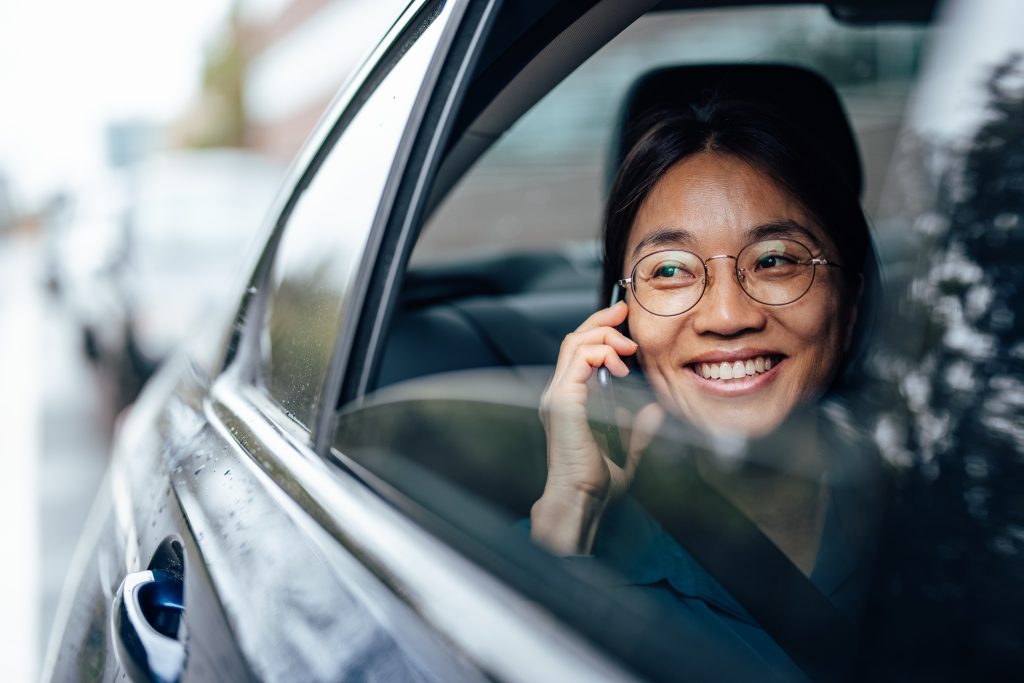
[0,232,110,679]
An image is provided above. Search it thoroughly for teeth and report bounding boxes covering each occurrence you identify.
[698,356,777,382]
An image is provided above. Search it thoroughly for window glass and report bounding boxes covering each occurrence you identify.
[327,4,978,681]
[260,3,449,427]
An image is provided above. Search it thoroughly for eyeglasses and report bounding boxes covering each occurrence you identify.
[619,238,845,317]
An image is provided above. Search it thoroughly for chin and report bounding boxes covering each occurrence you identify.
[665,388,797,440]
[691,409,786,439]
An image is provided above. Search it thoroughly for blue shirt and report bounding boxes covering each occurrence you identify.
[587,484,872,680]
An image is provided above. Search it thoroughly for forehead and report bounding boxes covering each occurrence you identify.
[626,152,831,260]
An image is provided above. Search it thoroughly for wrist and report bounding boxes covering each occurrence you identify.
[530,486,608,555]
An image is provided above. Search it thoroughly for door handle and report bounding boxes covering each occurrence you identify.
[112,569,187,683]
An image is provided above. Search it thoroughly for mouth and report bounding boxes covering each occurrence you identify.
[688,354,785,382]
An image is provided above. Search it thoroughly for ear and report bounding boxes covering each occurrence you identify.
[842,274,864,353]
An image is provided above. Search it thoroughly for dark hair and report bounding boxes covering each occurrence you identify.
[602,98,871,307]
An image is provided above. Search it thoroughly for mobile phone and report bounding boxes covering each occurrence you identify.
[595,283,628,466]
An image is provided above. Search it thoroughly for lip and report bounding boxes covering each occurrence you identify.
[684,350,785,397]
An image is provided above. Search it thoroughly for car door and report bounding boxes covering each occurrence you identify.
[44,2,490,681]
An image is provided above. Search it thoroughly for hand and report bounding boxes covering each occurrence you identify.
[531,301,665,555]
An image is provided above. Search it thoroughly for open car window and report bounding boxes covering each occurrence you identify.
[326,4,940,680]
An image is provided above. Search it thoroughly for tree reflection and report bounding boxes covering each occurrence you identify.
[860,55,1024,679]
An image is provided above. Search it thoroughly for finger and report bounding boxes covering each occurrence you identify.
[542,343,627,413]
[551,328,636,388]
[551,303,633,386]
[623,403,666,478]
[562,344,630,386]
[560,325,638,360]
[574,299,629,333]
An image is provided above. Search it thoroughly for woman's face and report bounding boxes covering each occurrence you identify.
[624,152,856,437]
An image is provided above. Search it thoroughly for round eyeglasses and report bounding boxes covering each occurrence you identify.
[619,238,845,317]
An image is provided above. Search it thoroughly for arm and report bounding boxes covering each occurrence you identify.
[531,301,663,554]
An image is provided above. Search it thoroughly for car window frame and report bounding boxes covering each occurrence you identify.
[217,0,468,443]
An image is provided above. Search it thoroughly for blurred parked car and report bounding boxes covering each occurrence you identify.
[42,177,130,367]
[48,150,285,405]
[44,0,1024,681]
[118,150,286,382]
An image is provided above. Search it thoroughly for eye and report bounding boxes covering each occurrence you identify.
[653,262,685,278]
[650,260,697,280]
[753,251,798,270]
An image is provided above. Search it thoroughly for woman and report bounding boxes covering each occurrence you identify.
[531,98,878,677]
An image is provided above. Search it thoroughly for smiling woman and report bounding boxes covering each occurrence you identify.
[531,82,877,678]
[623,152,855,437]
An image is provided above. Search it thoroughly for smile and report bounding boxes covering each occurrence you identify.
[690,354,784,382]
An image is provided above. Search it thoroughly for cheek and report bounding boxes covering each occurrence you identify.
[627,312,682,376]
[628,311,665,352]
[789,294,849,381]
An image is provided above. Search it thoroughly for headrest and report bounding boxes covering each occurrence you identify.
[608,64,863,198]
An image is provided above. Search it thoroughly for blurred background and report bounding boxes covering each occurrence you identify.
[0,0,397,678]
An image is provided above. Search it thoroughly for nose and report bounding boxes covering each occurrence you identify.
[690,257,767,336]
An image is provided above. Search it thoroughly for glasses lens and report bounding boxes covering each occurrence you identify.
[738,239,814,305]
[632,250,705,315]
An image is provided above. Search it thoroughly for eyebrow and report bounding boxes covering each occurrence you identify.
[630,219,824,259]
[747,219,823,246]
[631,228,699,258]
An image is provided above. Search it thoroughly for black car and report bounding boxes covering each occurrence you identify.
[44,0,1024,680]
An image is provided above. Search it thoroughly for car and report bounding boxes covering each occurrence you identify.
[42,176,129,366]
[43,0,1024,681]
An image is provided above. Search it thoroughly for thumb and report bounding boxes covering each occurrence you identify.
[623,402,666,478]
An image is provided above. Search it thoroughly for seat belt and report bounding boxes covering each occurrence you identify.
[632,457,857,682]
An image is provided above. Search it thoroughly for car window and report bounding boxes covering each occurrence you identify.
[329,5,932,680]
[259,1,451,429]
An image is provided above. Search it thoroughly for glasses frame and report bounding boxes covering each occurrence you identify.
[618,239,846,317]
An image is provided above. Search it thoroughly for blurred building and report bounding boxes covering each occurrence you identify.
[237,0,408,162]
